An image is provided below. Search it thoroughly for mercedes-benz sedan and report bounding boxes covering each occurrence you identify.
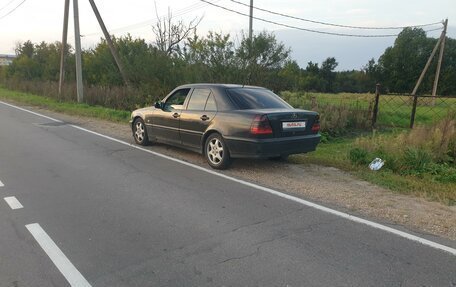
[130,84,320,169]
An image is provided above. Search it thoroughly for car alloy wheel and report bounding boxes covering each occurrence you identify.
[205,133,231,169]
[133,118,149,145]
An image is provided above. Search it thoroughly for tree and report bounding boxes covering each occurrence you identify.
[278,60,301,91]
[320,57,338,92]
[15,40,34,58]
[185,32,237,83]
[298,61,323,91]
[236,31,290,89]
[378,28,433,93]
[152,6,202,57]
[7,41,61,81]
[360,58,380,92]
[437,37,456,95]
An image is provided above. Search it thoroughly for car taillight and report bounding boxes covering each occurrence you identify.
[311,123,320,133]
[250,115,273,135]
[311,114,320,133]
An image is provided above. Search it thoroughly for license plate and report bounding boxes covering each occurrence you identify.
[282,121,306,129]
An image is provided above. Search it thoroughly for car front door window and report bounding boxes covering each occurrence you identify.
[163,89,189,112]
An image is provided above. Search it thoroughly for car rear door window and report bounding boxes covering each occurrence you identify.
[227,88,291,110]
[205,94,217,111]
[187,88,211,111]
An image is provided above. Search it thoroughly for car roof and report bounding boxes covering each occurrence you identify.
[176,83,265,90]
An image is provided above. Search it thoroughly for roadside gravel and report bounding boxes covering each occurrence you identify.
[13,103,456,241]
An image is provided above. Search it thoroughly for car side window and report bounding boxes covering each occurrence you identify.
[187,88,211,111]
[204,94,217,111]
[164,88,190,111]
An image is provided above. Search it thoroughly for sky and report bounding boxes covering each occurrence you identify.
[0,0,454,70]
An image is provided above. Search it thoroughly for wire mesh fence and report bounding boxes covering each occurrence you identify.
[280,90,455,132]
[377,93,456,128]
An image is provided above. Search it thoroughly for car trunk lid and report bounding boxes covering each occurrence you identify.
[261,109,319,137]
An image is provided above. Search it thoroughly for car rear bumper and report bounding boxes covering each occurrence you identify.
[225,134,321,158]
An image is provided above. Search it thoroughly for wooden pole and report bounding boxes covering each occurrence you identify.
[73,0,84,103]
[410,94,419,128]
[431,19,448,98]
[411,30,443,96]
[88,0,129,86]
[372,83,380,128]
[248,0,253,41]
[58,0,70,98]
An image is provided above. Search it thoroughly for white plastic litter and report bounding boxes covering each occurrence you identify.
[369,158,385,171]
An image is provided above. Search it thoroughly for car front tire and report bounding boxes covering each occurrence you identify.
[205,133,231,170]
[133,118,150,146]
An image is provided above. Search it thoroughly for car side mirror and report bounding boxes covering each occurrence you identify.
[154,102,162,109]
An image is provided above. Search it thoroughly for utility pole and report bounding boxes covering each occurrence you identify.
[88,0,129,86]
[411,33,443,96]
[432,18,448,98]
[248,0,253,42]
[58,0,70,98]
[246,0,254,85]
[73,0,84,103]
[411,22,444,96]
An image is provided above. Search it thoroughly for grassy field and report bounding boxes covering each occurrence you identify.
[1,87,454,205]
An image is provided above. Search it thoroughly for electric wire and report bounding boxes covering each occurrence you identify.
[229,0,442,30]
[0,0,26,20]
[80,1,217,38]
[200,0,443,37]
[0,0,16,12]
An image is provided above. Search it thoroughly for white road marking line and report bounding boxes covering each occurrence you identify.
[25,223,92,287]
[4,196,23,209]
[0,179,4,187]
[0,101,63,123]
[1,101,455,256]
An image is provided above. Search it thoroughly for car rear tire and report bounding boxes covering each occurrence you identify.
[133,118,149,146]
[205,133,231,170]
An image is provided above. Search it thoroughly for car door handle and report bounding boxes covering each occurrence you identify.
[200,115,210,121]
[173,113,180,118]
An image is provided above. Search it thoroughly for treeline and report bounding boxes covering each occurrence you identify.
[0,27,455,108]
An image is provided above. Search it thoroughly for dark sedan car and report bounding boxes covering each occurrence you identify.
[130,84,320,169]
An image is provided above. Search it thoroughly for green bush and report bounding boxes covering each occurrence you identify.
[349,147,370,165]
[399,147,432,174]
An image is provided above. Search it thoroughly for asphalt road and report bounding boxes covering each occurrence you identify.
[0,101,455,287]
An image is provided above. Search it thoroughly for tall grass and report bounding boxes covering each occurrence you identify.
[0,78,159,110]
[348,113,456,204]
[353,112,455,166]
[0,87,130,122]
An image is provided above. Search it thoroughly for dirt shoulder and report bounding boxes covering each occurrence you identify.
[10,101,456,241]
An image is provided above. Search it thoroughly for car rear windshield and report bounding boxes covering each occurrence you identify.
[227,88,291,110]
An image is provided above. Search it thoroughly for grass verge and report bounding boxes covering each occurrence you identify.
[291,133,456,206]
[0,87,130,123]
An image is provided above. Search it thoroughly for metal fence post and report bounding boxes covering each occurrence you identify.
[372,83,380,128]
[410,94,418,129]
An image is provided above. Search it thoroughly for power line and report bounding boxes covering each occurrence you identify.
[229,0,442,30]
[0,0,26,19]
[426,27,446,33]
[80,1,217,38]
[0,0,17,12]
[201,0,431,37]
